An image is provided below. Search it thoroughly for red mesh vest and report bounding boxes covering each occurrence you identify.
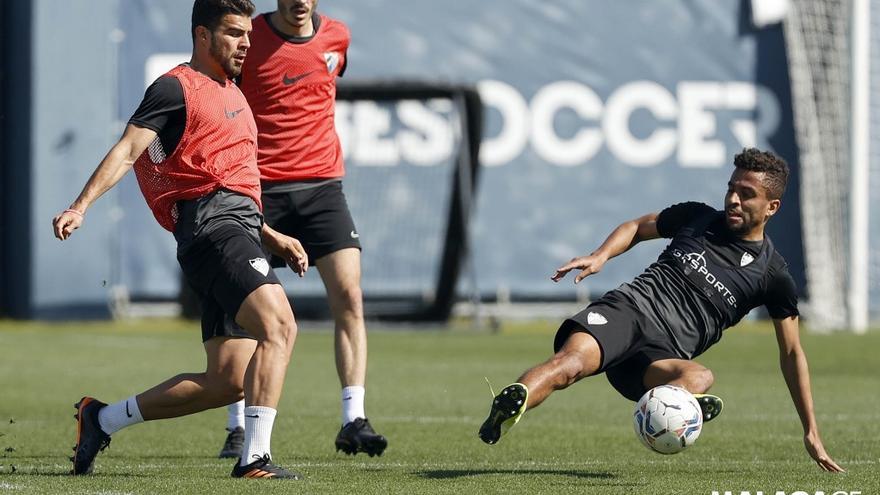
[240,14,349,182]
[133,65,262,232]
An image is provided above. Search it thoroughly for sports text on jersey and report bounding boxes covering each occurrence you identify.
[670,249,738,307]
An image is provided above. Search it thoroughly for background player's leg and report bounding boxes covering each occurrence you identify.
[316,248,367,418]
[642,359,714,394]
[317,248,366,389]
[316,247,387,456]
[516,331,603,409]
[132,337,256,421]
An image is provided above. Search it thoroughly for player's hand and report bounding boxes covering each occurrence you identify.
[803,432,845,472]
[271,235,309,277]
[52,209,84,240]
[551,254,608,284]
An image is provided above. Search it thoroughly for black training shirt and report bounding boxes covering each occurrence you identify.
[128,75,186,158]
[608,202,799,359]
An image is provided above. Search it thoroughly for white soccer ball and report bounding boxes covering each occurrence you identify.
[633,385,703,455]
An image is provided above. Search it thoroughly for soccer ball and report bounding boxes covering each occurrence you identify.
[633,385,703,455]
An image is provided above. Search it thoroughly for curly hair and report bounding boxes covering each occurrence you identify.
[733,148,790,200]
[191,0,255,40]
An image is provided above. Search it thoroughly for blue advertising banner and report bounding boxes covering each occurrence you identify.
[112,0,804,304]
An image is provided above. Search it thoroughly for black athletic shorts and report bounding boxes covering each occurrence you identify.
[177,224,281,342]
[262,181,361,267]
[553,292,679,402]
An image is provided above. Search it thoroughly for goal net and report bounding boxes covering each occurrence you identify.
[783,0,852,330]
[262,81,483,322]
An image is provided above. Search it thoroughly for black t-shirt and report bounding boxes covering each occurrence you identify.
[608,201,799,359]
[128,75,186,158]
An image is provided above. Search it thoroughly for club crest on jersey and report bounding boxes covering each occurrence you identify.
[249,258,270,276]
[740,252,755,267]
[324,51,341,74]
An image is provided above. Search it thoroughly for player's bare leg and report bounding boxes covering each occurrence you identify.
[317,248,367,392]
[479,331,602,444]
[229,283,301,479]
[516,331,603,409]
[72,331,264,474]
[135,337,256,420]
[317,248,387,456]
[644,359,723,422]
[234,283,297,408]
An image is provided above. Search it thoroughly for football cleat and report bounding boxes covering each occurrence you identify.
[694,393,724,422]
[70,397,111,475]
[478,383,528,445]
[334,418,388,457]
[219,427,245,459]
[231,454,302,479]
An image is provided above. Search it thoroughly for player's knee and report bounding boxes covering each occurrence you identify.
[336,284,364,317]
[206,373,245,404]
[684,366,714,393]
[261,312,298,358]
[552,350,589,386]
[697,367,714,392]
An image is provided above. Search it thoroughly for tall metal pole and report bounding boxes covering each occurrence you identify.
[849,0,870,333]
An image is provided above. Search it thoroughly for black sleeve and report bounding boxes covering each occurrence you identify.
[763,256,800,319]
[655,202,716,238]
[128,75,185,133]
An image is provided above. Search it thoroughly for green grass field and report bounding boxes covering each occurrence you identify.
[0,319,877,494]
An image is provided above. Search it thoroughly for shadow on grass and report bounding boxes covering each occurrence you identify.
[416,469,615,480]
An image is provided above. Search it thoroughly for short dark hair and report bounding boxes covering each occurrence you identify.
[191,0,255,40]
[733,148,790,200]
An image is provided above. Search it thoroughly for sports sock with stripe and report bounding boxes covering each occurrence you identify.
[241,406,277,466]
[341,385,366,425]
[97,396,144,435]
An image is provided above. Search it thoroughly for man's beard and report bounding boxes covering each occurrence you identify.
[209,39,241,78]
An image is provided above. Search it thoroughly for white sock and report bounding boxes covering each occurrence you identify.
[240,406,276,466]
[227,400,245,430]
[97,396,144,435]
[341,386,366,425]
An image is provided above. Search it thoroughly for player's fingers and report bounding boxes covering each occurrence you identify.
[58,218,74,240]
[62,220,78,239]
[824,458,845,473]
[574,268,592,284]
[53,219,64,240]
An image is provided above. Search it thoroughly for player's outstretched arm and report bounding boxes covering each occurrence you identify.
[261,224,308,277]
[52,124,158,240]
[552,213,661,283]
[773,316,845,472]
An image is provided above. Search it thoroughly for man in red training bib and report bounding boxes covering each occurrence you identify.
[53,0,305,480]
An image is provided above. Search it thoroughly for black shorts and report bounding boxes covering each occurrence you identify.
[262,181,361,267]
[177,224,281,342]
[554,293,679,402]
